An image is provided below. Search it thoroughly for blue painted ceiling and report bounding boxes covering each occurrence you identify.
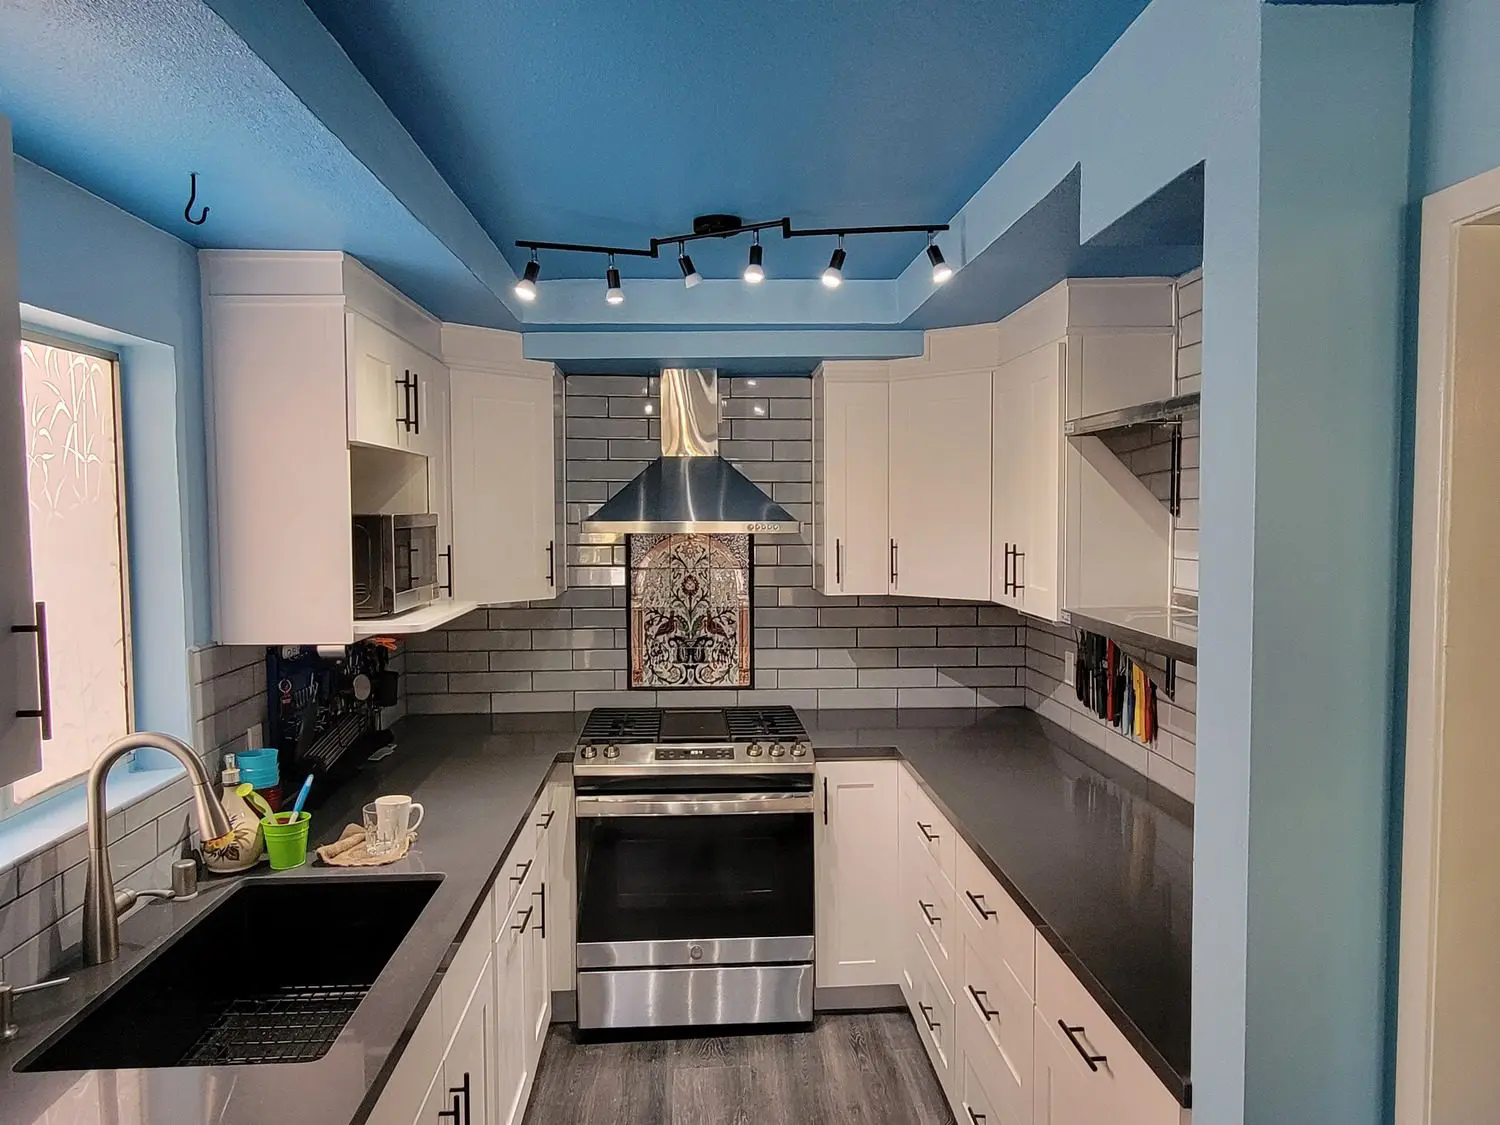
[303,0,1154,282]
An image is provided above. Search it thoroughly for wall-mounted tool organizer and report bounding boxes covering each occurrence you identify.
[263,641,399,808]
[1074,631,1169,747]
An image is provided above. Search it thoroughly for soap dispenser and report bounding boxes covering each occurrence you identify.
[202,752,265,873]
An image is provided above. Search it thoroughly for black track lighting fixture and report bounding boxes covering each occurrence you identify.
[744,233,765,284]
[822,236,847,289]
[605,253,624,305]
[927,233,953,284]
[678,242,702,288]
[514,251,540,302]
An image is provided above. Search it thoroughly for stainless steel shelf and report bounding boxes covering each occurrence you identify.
[1064,392,1201,437]
[1060,605,1198,663]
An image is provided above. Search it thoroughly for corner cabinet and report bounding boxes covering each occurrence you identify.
[0,116,43,788]
[442,325,565,606]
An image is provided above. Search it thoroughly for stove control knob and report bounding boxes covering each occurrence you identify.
[769,745,787,758]
[580,746,598,760]
[603,745,620,759]
[746,744,764,757]
[790,744,808,758]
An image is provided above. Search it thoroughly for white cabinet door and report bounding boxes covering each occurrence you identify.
[524,868,550,1067]
[545,774,576,990]
[448,367,558,605]
[413,1067,454,1125]
[444,956,495,1125]
[815,760,899,988]
[990,360,1029,615]
[416,359,454,587]
[493,893,530,1125]
[1032,1008,1107,1125]
[0,119,41,788]
[407,346,448,464]
[889,368,992,601]
[347,311,407,450]
[1019,345,1065,622]
[818,374,891,595]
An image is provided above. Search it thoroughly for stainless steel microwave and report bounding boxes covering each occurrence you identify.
[352,514,440,619]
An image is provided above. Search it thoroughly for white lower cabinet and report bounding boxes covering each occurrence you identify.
[443,957,495,1125]
[815,760,900,988]
[494,882,531,1125]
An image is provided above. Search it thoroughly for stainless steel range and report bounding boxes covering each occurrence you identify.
[573,706,815,1031]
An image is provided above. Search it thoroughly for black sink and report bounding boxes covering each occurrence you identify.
[20,875,442,1071]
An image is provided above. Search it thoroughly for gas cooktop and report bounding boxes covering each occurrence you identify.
[574,706,813,772]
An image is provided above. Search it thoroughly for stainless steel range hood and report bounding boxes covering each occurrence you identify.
[583,369,799,535]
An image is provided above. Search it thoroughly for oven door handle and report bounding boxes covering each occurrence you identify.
[574,792,815,817]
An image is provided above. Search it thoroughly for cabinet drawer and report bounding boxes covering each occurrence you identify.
[957,1017,1016,1125]
[440,885,494,1050]
[1034,937,1180,1124]
[958,842,1035,998]
[900,766,956,887]
[960,928,1033,1125]
[910,930,958,1091]
[494,817,540,924]
[910,851,957,988]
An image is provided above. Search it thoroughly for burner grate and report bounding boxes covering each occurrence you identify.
[725,705,807,741]
[177,983,369,1065]
[579,708,662,744]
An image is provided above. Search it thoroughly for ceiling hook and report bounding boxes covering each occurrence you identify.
[184,173,209,226]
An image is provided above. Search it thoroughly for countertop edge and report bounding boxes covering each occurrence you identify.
[816,742,1191,1107]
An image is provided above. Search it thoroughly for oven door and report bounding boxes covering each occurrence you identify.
[574,778,815,971]
[390,514,439,613]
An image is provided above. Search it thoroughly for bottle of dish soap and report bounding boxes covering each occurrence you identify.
[202,753,265,873]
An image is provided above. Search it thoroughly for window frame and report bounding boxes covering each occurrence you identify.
[2,332,135,819]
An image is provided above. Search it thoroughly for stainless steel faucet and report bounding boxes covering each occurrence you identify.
[82,733,232,966]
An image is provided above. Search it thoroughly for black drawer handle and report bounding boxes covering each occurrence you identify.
[444,1071,470,1125]
[510,858,533,884]
[513,905,536,933]
[967,985,999,1021]
[965,890,998,920]
[437,1093,461,1123]
[919,900,941,926]
[966,1108,986,1125]
[538,810,555,829]
[916,821,939,842]
[1059,1021,1107,1072]
[918,1002,940,1032]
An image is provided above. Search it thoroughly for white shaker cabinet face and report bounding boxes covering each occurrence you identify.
[819,377,892,596]
[815,760,900,988]
[0,116,42,788]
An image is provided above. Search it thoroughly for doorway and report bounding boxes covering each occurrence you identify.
[1397,165,1500,1123]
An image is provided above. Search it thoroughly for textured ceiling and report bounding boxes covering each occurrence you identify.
[303,0,1154,281]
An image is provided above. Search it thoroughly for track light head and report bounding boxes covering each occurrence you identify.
[678,243,702,288]
[744,236,765,284]
[822,238,846,289]
[514,255,540,302]
[605,256,624,305]
[927,239,953,285]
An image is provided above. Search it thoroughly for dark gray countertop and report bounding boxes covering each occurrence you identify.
[0,707,1191,1120]
[0,714,579,1125]
[809,708,1193,1105]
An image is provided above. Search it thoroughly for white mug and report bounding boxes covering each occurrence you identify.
[371,793,424,854]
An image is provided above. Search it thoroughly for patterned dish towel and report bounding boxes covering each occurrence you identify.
[316,823,415,866]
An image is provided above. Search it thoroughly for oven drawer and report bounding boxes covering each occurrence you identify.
[577,963,814,1029]
[577,934,814,970]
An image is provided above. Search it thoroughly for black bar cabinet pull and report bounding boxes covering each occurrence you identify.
[12,601,52,741]
[919,900,941,926]
[916,821,939,842]
[835,538,842,586]
[967,985,999,1020]
[918,1002,940,1032]
[511,859,533,885]
[546,540,555,586]
[533,883,546,939]
[437,1092,462,1123]
[822,778,829,825]
[966,1109,986,1125]
[1013,548,1025,593]
[538,810,555,829]
[1059,1021,1108,1072]
[396,371,414,431]
[890,539,899,587]
[440,546,454,595]
[444,1072,470,1125]
[512,905,535,933]
[965,890,998,920]
[412,371,420,435]
[1003,543,1013,596]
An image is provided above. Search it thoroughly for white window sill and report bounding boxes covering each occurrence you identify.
[0,763,187,873]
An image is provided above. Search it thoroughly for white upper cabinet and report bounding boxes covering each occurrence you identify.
[201,251,465,644]
[888,325,995,602]
[443,324,560,606]
[0,118,43,788]
[815,759,900,989]
[993,342,1066,622]
[813,364,892,596]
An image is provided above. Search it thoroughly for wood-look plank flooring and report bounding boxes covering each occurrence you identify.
[522,1013,956,1125]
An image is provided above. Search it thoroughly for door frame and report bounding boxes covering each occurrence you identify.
[1396,161,1500,1124]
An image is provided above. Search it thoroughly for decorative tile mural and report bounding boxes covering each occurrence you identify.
[627,534,753,689]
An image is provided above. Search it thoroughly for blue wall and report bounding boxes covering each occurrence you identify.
[11,157,209,742]
[1412,0,1500,196]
